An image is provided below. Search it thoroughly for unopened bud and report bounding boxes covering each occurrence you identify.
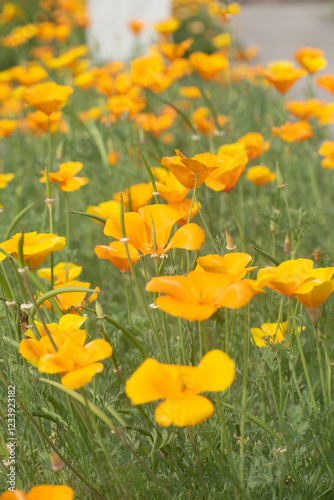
[95,300,105,319]
[306,307,320,327]
[283,233,291,253]
[50,451,64,472]
[224,226,236,251]
[269,220,277,233]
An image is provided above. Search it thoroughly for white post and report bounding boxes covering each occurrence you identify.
[87,0,171,62]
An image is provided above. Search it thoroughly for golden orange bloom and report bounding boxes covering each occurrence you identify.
[246,165,276,186]
[0,485,74,500]
[193,107,216,136]
[129,18,145,35]
[251,322,304,347]
[136,108,176,137]
[0,3,24,23]
[258,259,334,308]
[160,38,193,61]
[262,61,307,94]
[40,162,88,192]
[179,86,201,99]
[19,314,87,367]
[295,47,327,74]
[104,204,205,257]
[316,73,334,96]
[47,45,88,70]
[286,99,334,125]
[22,82,73,116]
[38,337,112,390]
[87,200,120,223]
[237,133,270,161]
[146,271,264,321]
[24,110,68,136]
[43,280,99,313]
[126,350,235,427]
[161,150,221,189]
[189,51,228,80]
[114,183,153,212]
[152,167,189,202]
[0,173,15,189]
[271,121,313,143]
[131,53,172,93]
[106,89,146,119]
[0,119,17,138]
[204,151,248,192]
[0,232,65,268]
[10,64,47,87]
[213,33,231,49]
[95,241,140,271]
[38,262,82,284]
[154,17,180,36]
[196,252,257,278]
[1,23,37,48]
[108,151,120,166]
[318,141,334,169]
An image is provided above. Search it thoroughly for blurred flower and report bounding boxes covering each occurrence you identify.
[108,151,120,166]
[316,73,334,96]
[159,38,193,61]
[295,47,327,74]
[0,232,65,268]
[318,141,334,169]
[0,485,74,500]
[135,107,176,137]
[0,2,24,23]
[0,173,15,188]
[0,119,17,138]
[154,17,180,36]
[272,121,313,143]
[23,110,68,136]
[237,132,270,161]
[43,280,99,313]
[189,51,228,80]
[40,162,88,192]
[179,86,201,99]
[246,165,276,186]
[47,45,87,70]
[10,64,48,87]
[126,350,235,427]
[129,18,145,35]
[1,23,37,47]
[262,61,307,94]
[38,262,82,284]
[23,82,73,115]
[250,321,304,347]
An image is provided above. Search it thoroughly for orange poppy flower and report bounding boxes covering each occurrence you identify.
[271,121,313,143]
[106,90,146,119]
[161,150,221,189]
[146,271,264,321]
[126,350,235,427]
[152,167,189,202]
[24,110,68,136]
[1,23,38,48]
[316,73,334,96]
[295,47,327,74]
[193,107,216,136]
[114,183,153,212]
[40,162,88,192]
[285,99,334,125]
[250,321,305,347]
[19,314,87,367]
[179,86,201,99]
[0,173,15,188]
[262,61,307,94]
[131,53,172,93]
[196,252,257,278]
[95,241,140,271]
[104,204,205,257]
[43,280,99,313]
[189,51,228,80]
[136,108,176,137]
[153,17,180,36]
[87,200,120,223]
[159,38,193,61]
[0,485,74,500]
[237,133,270,161]
[22,82,73,115]
[108,151,120,166]
[38,337,112,389]
[129,19,145,35]
[46,45,87,70]
[0,232,65,268]
[318,141,334,169]
[258,259,334,307]
[38,262,82,284]
[0,3,23,23]
[0,119,17,138]
[204,151,248,192]
[246,165,276,186]
[10,64,47,87]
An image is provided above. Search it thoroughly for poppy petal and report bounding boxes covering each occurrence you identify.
[155,395,214,427]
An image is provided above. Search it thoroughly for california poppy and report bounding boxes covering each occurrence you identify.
[196,252,257,278]
[23,82,73,115]
[0,485,74,500]
[262,61,307,94]
[40,162,88,192]
[295,47,327,74]
[126,350,235,427]
[271,121,313,143]
[246,166,276,186]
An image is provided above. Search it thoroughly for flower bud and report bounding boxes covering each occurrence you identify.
[224,226,236,251]
[283,233,291,253]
